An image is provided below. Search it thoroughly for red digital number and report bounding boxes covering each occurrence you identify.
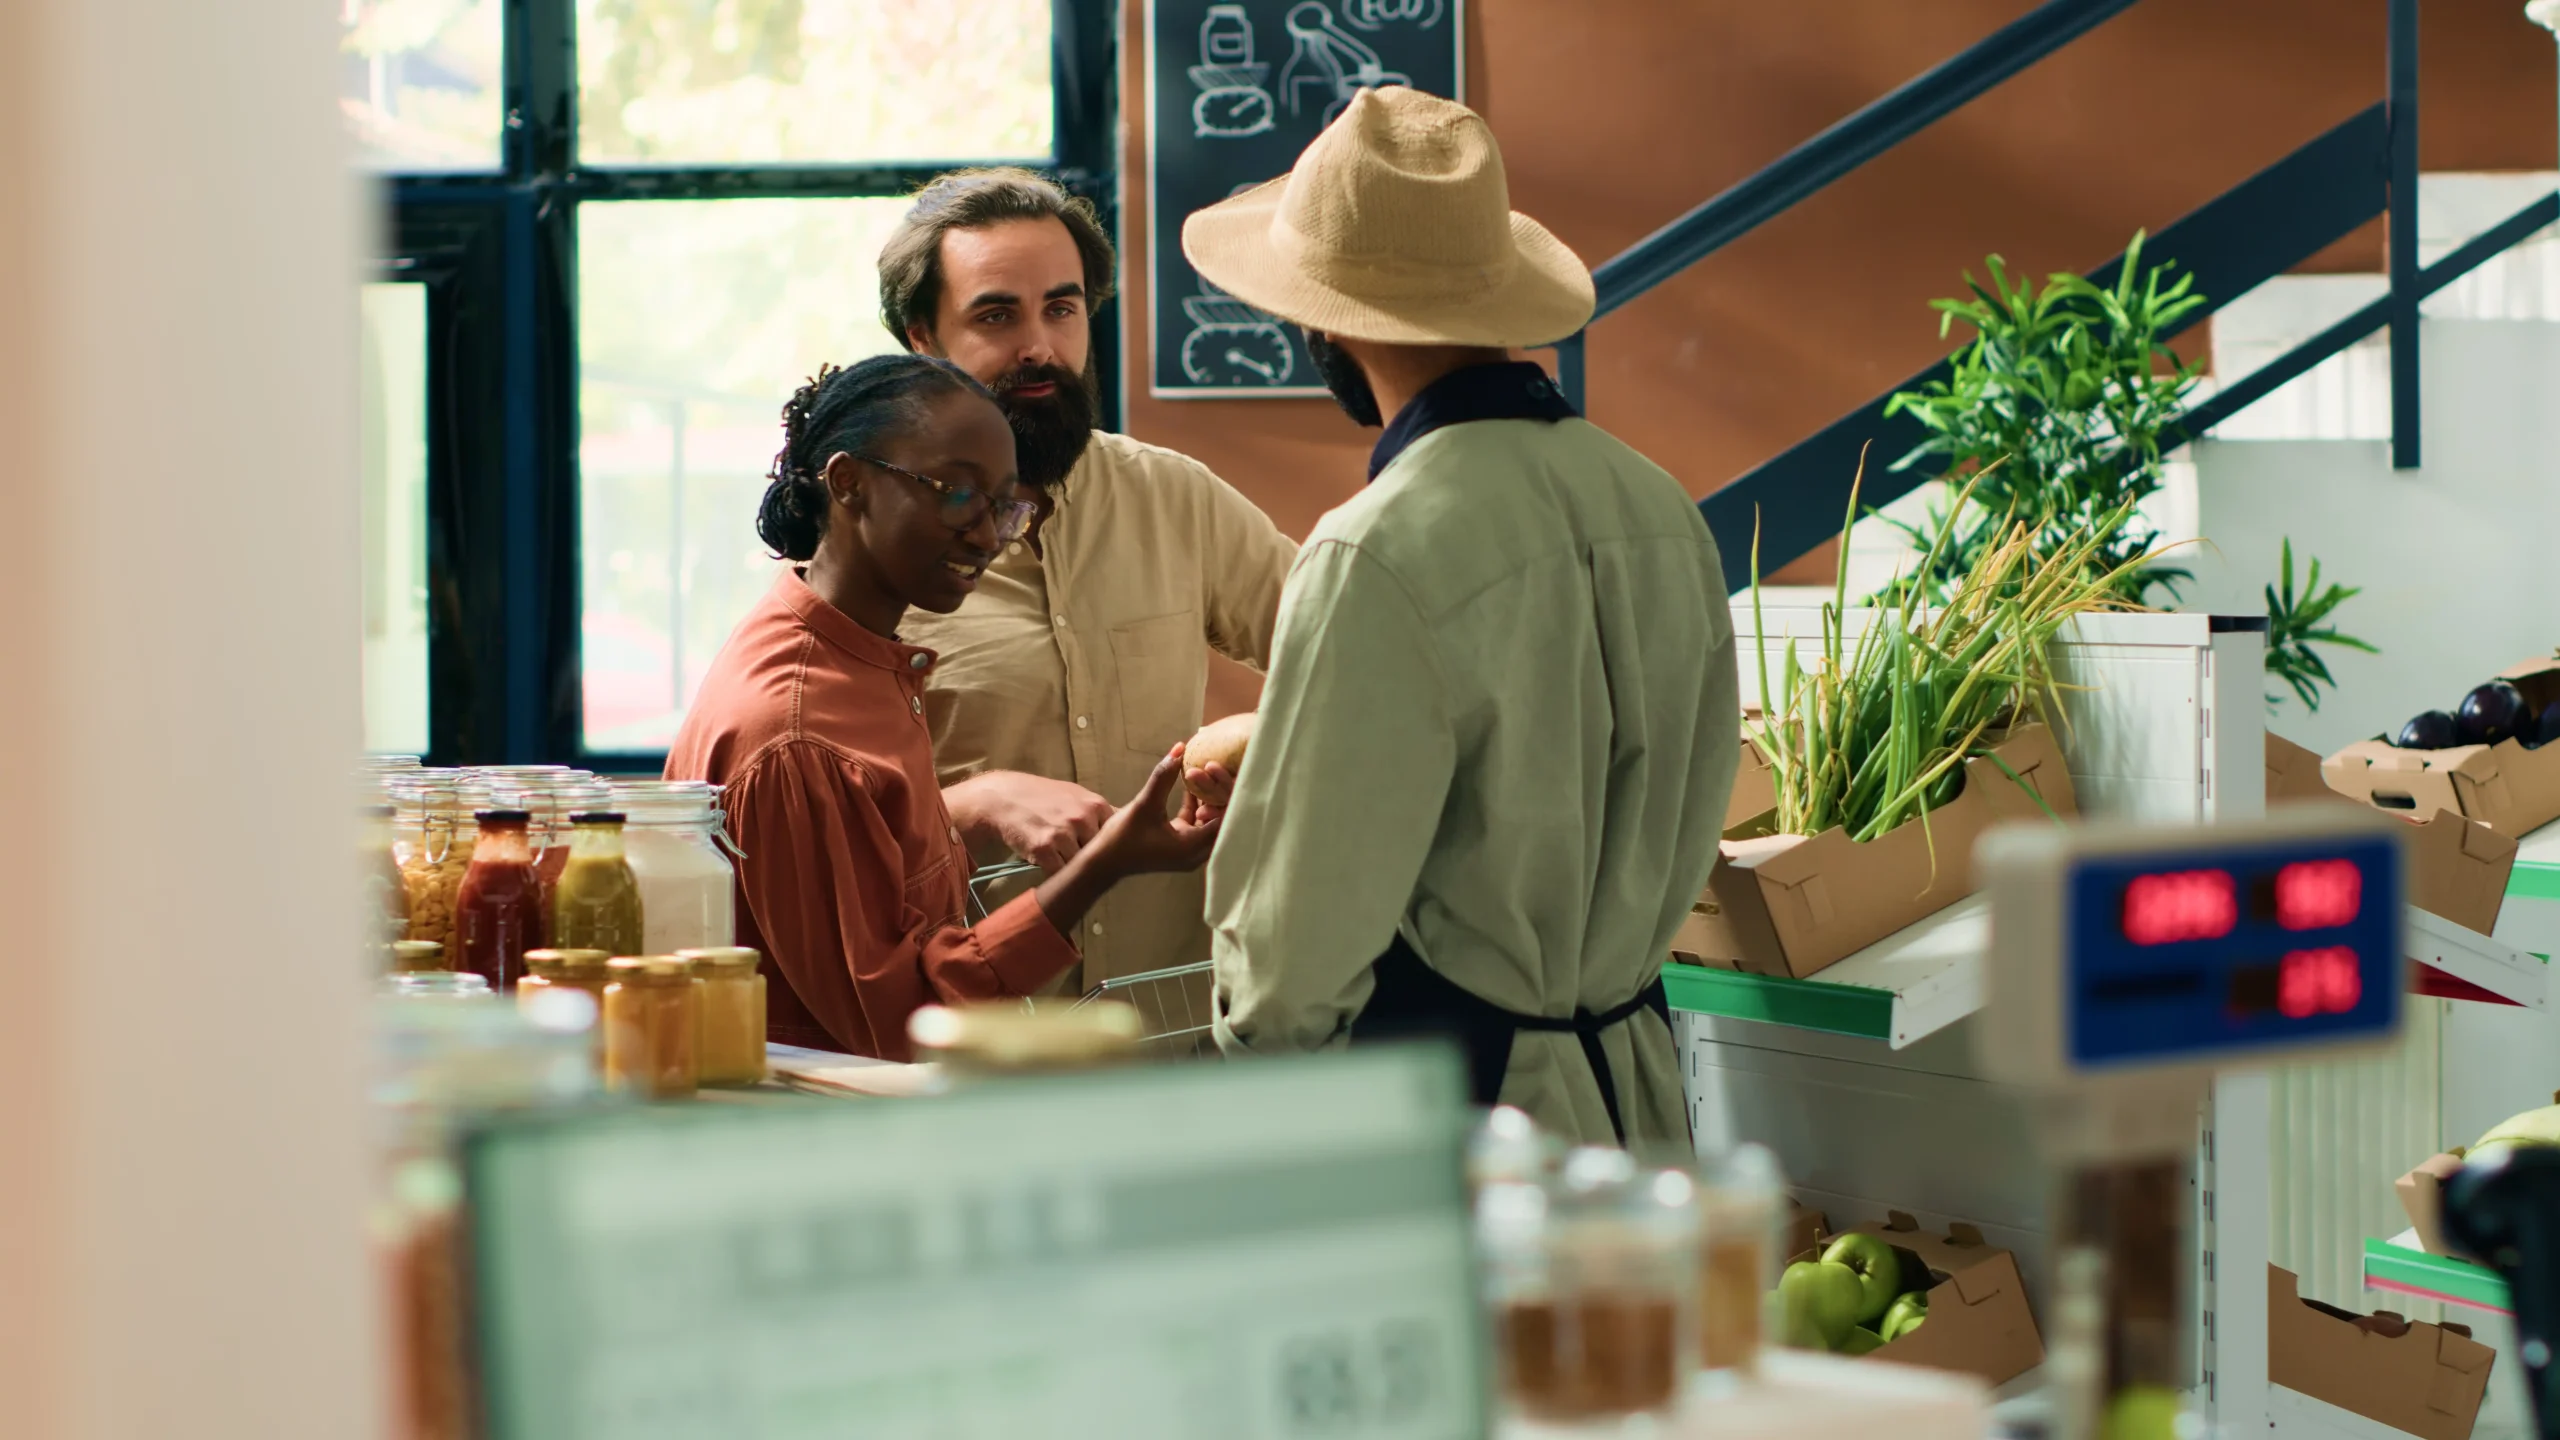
[2275,859,2362,931]
[2123,869,2239,946]
[2278,945,2363,1018]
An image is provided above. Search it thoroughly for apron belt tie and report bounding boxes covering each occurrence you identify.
[1356,934,1670,1144]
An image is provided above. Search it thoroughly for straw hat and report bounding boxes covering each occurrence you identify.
[1181,87,1594,349]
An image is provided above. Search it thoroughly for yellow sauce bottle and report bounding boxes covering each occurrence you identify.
[551,812,643,957]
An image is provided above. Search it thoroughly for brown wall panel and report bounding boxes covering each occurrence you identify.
[1124,1,2556,705]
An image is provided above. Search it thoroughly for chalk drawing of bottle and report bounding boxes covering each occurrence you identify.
[1279,1,1411,125]
[1188,4,1276,140]
[1338,0,1446,31]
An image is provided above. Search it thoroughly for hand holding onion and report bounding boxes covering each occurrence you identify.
[1181,713,1253,823]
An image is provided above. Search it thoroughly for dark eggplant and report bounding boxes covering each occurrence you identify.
[2398,709,2460,750]
[2458,681,2531,746]
[2527,703,2560,751]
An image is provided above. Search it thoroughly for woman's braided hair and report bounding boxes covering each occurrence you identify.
[755,353,994,561]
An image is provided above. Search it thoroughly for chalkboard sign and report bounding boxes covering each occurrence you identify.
[1144,0,1465,398]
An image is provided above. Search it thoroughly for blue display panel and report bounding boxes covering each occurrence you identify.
[2066,834,2401,1067]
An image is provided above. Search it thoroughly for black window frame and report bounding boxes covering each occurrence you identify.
[371,0,1120,769]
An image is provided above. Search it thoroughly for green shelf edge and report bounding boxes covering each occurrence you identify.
[2511,860,2560,903]
[2362,1236,2511,1312]
[1660,962,1894,1042]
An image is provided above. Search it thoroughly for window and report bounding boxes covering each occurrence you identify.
[578,197,912,751]
[359,282,432,755]
[340,0,505,171]
[576,0,1054,166]
[367,0,1114,765]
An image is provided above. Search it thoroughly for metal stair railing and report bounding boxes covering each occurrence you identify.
[1557,0,2551,587]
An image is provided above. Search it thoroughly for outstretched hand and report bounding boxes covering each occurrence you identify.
[1091,746,1222,877]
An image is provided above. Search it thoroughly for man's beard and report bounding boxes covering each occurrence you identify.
[991,360,1101,491]
[1301,328,1382,428]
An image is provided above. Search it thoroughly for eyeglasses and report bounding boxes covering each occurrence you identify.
[856,455,1037,545]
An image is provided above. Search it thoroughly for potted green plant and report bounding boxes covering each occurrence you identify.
[1878,233,2373,711]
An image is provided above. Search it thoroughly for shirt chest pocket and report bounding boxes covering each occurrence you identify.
[901,843,964,931]
[1107,608,1206,757]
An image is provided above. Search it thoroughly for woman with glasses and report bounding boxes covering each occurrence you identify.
[666,354,1220,1060]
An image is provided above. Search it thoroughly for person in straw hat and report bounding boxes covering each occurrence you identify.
[1187,87,1738,1150]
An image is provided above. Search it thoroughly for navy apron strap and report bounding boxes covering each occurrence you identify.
[1353,934,1669,1146]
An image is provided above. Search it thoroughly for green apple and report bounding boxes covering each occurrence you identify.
[2470,1104,2560,1163]
[1820,1232,1903,1326]
[2103,1383,2186,1440]
[1840,1325,1886,1356]
[1777,1259,1863,1351]
[1879,1290,1930,1341]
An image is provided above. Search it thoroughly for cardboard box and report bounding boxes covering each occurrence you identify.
[1786,1212,2044,1388]
[1786,1198,1826,1261]
[2269,732,2363,810]
[2269,1264,2495,1440]
[1683,725,2076,981]
[2271,733,2519,936]
[2402,808,2520,936]
[1729,731,1779,830]
[2323,657,2560,838]
[2395,1151,2469,1259]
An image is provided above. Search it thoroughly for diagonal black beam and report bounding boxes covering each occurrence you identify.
[2178,190,2560,438]
[1700,103,2393,590]
[1589,0,2148,322]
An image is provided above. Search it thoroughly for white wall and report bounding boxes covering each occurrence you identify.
[0,1,384,1437]
[2187,319,2560,756]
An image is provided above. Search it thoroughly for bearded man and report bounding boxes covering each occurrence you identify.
[884,168,1297,988]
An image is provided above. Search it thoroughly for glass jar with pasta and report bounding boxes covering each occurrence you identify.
[390,773,487,954]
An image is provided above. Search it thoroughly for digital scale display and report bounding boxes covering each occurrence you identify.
[2066,834,2401,1067]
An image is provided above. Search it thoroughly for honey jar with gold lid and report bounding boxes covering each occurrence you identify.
[676,947,766,1088]
[602,956,698,1099]
[907,1001,1143,1075]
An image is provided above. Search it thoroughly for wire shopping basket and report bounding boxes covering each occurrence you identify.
[1073,960,1220,1063]
[968,862,1221,1063]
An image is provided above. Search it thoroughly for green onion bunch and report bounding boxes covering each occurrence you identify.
[1747,461,2160,844]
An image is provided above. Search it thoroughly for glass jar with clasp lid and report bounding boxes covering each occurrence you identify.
[361,803,411,944]
[482,769,606,914]
[611,781,739,956]
[388,772,489,954]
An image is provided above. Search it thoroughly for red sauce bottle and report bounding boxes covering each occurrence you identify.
[454,810,546,991]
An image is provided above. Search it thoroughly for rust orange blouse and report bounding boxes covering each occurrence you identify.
[665,568,1080,1059]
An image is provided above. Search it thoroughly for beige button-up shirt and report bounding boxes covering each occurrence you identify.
[1207,384,1739,1150]
[903,430,1297,990]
